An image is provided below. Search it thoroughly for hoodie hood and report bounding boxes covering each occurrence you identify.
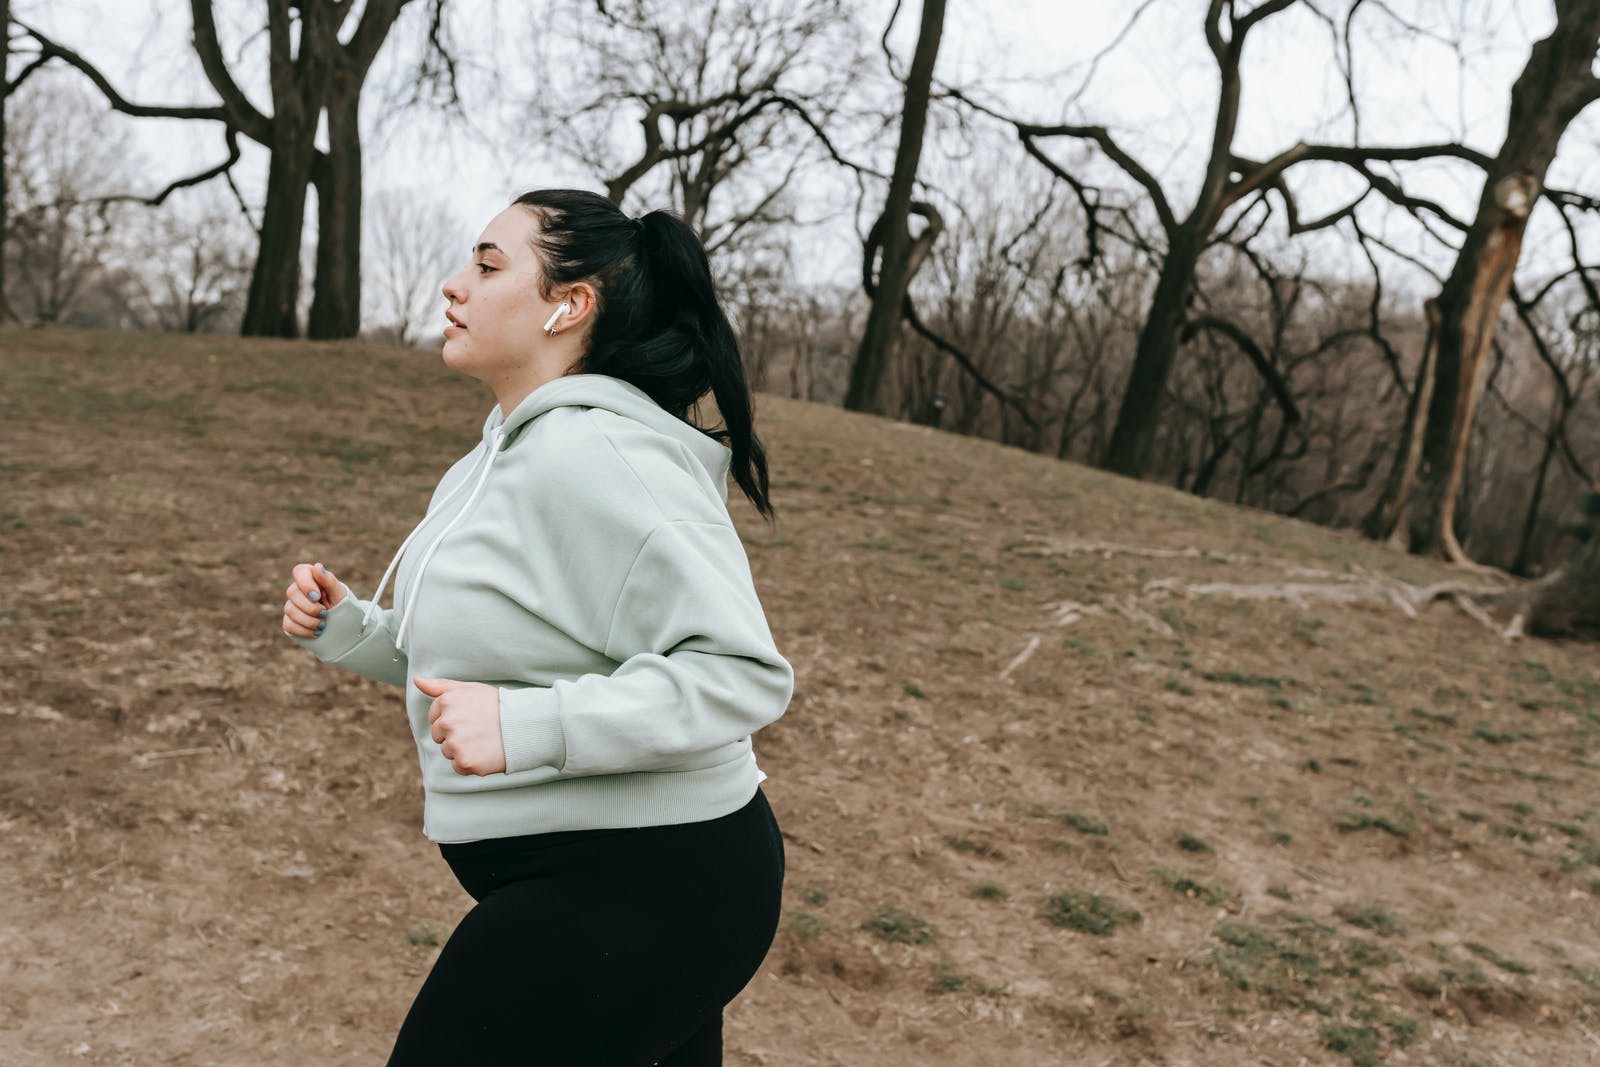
[484,373,734,496]
[362,374,734,653]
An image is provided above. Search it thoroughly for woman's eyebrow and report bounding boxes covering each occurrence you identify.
[474,241,505,257]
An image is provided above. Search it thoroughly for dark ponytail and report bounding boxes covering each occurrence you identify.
[511,188,774,524]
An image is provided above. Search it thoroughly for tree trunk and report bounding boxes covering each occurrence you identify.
[1,0,12,323]
[1101,228,1200,476]
[843,0,946,413]
[1377,2,1600,560]
[241,130,315,337]
[238,0,335,339]
[309,82,362,340]
[1361,300,1441,543]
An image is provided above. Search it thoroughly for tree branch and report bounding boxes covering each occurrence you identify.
[13,19,231,123]
[187,0,274,143]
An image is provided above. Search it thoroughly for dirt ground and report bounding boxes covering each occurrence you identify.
[2,326,1599,1066]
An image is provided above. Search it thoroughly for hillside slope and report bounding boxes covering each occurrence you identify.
[2,327,1597,1065]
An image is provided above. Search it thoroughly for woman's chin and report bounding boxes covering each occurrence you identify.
[440,335,470,365]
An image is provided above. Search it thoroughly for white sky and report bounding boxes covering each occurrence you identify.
[14,0,1597,319]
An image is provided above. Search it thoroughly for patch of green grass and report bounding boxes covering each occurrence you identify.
[1212,919,1324,1003]
[1266,885,1293,902]
[1342,937,1399,972]
[1291,617,1327,647]
[1043,889,1141,936]
[1320,1023,1380,1066]
[1567,963,1600,1004]
[780,911,824,940]
[1473,722,1537,744]
[929,961,967,994]
[1344,681,1382,706]
[1060,812,1109,836]
[1153,868,1238,908]
[903,682,926,699]
[1199,669,1290,690]
[861,905,935,945]
[970,882,1008,901]
[1335,807,1415,838]
[798,885,829,907]
[1464,942,1532,975]
[406,923,443,948]
[1559,839,1600,872]
[1334,901,1407,938]
[1175,832,1211,853]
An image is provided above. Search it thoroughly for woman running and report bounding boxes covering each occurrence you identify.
[279,188,792,1065]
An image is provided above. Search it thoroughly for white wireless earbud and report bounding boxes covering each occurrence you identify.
[542,301,571,334]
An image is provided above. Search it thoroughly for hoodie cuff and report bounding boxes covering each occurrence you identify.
[285,581,368,661]
[498,686,568,774]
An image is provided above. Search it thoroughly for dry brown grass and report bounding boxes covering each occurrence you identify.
[2,325,1598,1065]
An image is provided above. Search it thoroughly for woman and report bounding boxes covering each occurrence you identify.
[278,189,792,1065]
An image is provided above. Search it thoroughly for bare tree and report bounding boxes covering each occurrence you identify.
[1361,0,1600,563]
[541,0,860,262]
[844,0,946,414]
[104,184,255,333]
[947,0,1496,481]
[3,74,136,323]
[2,0,14,321]
[10,1,454,339]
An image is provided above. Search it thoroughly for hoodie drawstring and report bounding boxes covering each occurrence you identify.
[362,426,508,654]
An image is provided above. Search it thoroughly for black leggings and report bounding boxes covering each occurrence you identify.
[385,786,785,1066]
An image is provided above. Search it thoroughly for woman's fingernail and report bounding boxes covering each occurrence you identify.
[309,589,321,602]
[315,622,326,635]
[319,608,328,618]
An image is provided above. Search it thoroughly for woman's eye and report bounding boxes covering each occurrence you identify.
[476,262,495,274]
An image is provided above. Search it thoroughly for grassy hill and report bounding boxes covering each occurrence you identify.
[2,326,1597,1065]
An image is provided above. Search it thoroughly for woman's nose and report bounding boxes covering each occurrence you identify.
[441,271,466,303]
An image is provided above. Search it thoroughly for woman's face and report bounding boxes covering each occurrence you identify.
[438,205,562,380]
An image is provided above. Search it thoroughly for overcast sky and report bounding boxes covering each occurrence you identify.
[15,0,1597,324]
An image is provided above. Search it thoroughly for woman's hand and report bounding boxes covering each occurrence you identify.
[416,676,507,776]
[282,562,345,638]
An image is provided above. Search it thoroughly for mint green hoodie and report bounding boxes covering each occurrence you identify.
[287,373,793,844]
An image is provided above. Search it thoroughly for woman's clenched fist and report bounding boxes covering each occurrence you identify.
[416,676,508,776]
[282,562,345,639]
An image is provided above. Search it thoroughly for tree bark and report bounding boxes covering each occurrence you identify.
[308,83,362,340]
[236,0,333,337]
[1,0,12,322]
[1373,1,1600,559]
[843,0,945,413]
[244,141,316,337]
[1361,300,1441,543]
[1102,227,1199,475]
[307,0,404,340]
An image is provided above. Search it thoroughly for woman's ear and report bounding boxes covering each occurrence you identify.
[561,282,598,329]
